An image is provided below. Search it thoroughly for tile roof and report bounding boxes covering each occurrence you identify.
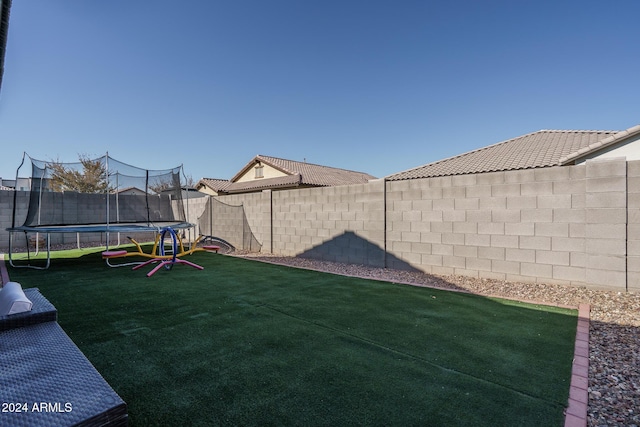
[262,155,376,185]
[225,175,302,194]
[225,155,377,193]
[197,178,233,193]
[559,124,640,164]
[386,129,620,181]
[112,186,147,194]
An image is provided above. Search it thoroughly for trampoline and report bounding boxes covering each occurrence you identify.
[6,153,195,269]
[7,222,194,269]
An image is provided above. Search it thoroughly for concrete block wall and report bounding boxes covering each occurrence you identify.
[267,179,386,266]
[181,196,208,242]
[627,160,640,293]
[187,159,636,292]
[0,191,93,247]
[211,192,268,251]
[3,158,639,292]
[385,159,632,291]
[584,158,628,291]
[183,197,207,229]
[0,191,28,247]
[211,159,640,291]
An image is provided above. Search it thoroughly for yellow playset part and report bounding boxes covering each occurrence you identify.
[102,232,219,268]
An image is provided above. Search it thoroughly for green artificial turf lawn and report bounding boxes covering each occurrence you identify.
[7,248,578,426]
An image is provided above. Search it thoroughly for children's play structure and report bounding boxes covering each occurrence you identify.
[102,226,222,277]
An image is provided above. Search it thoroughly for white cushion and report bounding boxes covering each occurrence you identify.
[0,282,33,316]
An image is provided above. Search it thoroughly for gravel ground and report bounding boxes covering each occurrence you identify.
[237,254,640,427]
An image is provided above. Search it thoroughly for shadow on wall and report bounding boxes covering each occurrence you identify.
[298,231,421,272]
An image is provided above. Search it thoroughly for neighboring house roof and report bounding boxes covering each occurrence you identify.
[385,126,640,181]
[112,186,147,195]
[196,178,233,194]
[226,174,301,193]
[224,155,377,194]
[0,0,12,95]
[559,124,640,164]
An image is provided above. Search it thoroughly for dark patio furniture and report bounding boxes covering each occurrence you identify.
[0,288,128,426]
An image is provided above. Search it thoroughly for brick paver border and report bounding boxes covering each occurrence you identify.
[564,303,590,427]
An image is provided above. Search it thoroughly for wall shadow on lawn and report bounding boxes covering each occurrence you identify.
[298,230,421,272]
[297,231,484,295]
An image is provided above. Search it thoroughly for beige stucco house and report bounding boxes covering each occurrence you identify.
[196,155,376,195]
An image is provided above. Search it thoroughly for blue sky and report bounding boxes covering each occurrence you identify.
[2,0,640,183]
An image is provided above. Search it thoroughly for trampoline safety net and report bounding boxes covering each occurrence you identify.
[197,197,261,252]
[15,153,186,228]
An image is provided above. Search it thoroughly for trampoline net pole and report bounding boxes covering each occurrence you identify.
[106,154,110,250]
